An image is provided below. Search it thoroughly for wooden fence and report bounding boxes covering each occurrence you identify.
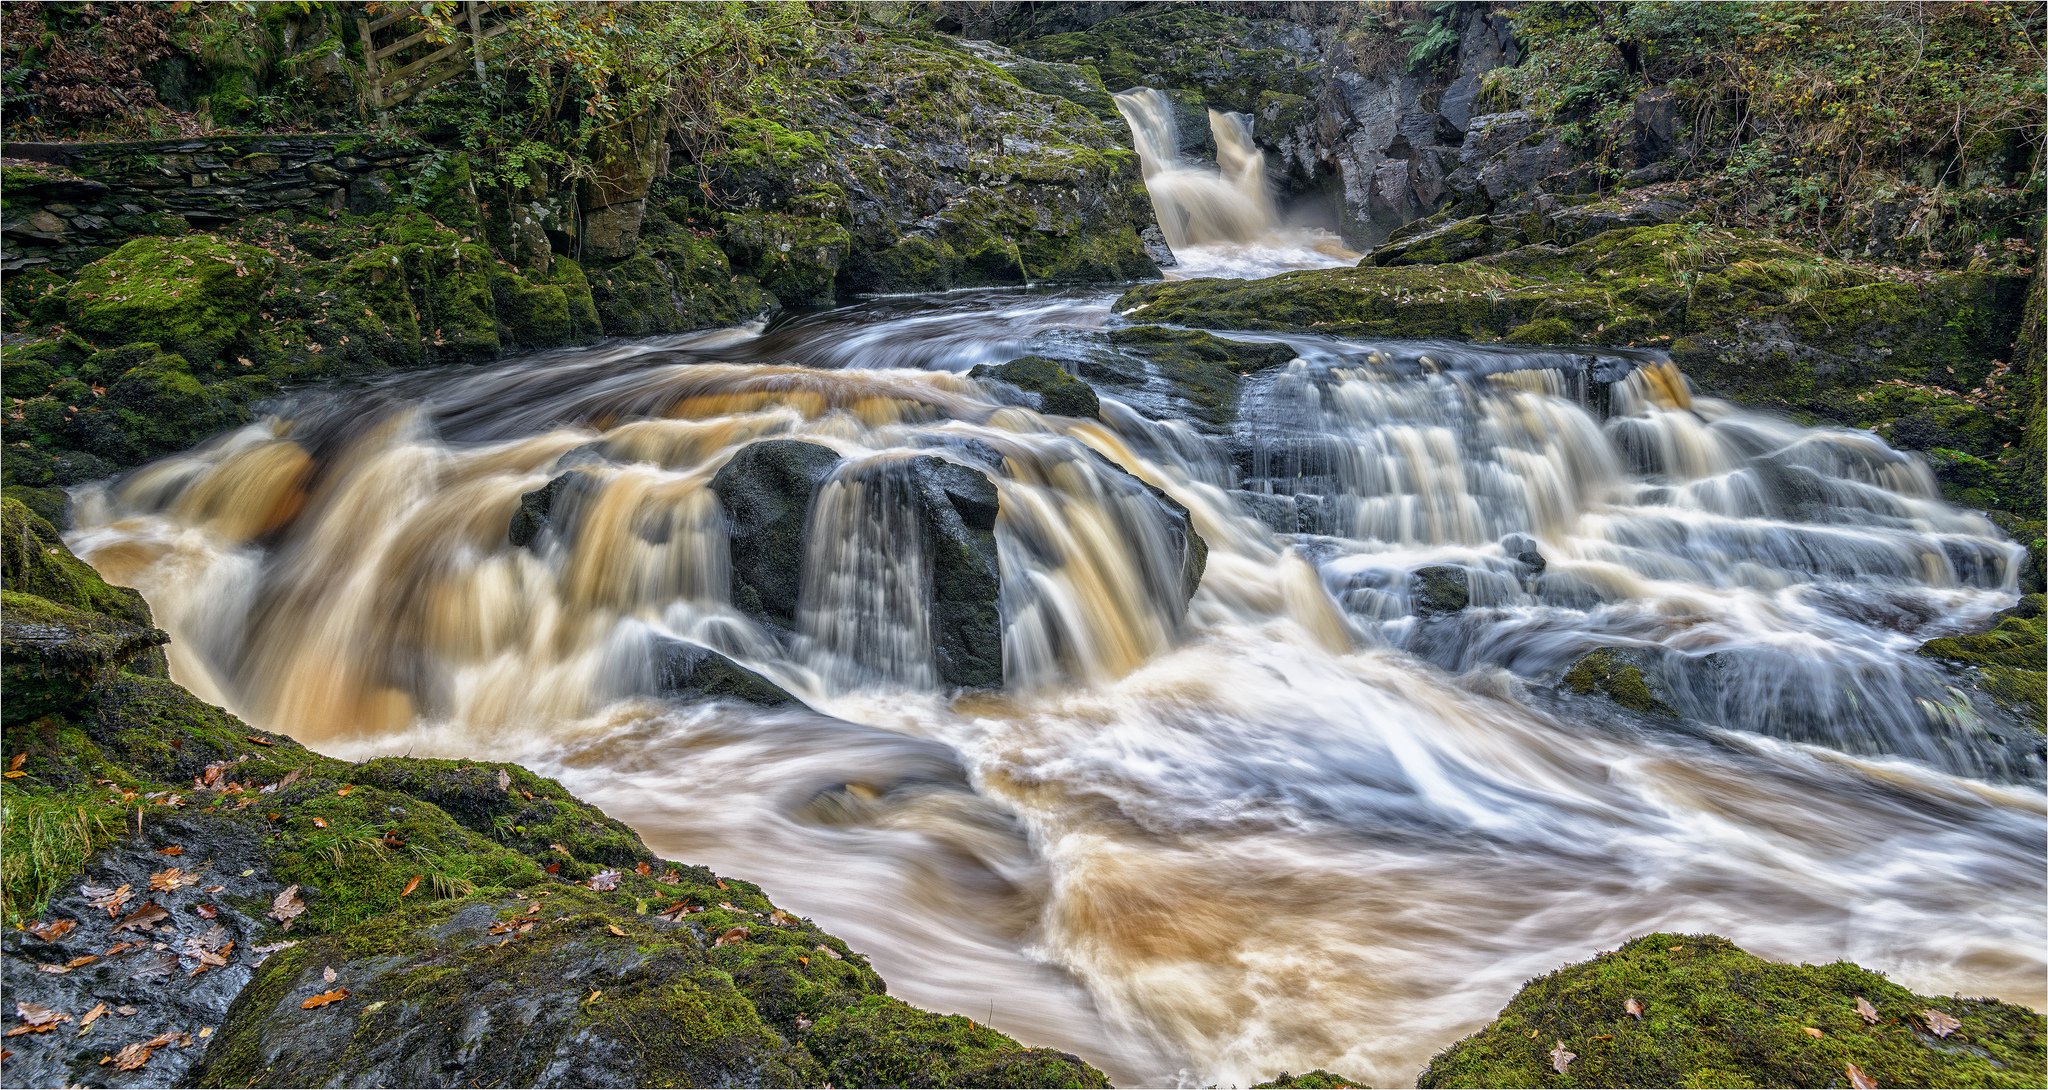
[357,1,516,110]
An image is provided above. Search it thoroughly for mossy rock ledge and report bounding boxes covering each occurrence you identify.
[1417,933,2047,1089]
[0,499,1106,1089]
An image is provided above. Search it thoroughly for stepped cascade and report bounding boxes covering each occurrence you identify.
[68,288,2046,1088]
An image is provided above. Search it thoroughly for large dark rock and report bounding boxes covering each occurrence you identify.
[709,440,843,631]
[906,456,1005,690]
[652,637,796,707]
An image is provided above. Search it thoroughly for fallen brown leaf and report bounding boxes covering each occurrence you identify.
[38,954,98,974]
[1856,996,1880,1024]
[715,927,749,947]
[270,884,307,930]
[77,1003,107,1032]
[1922,1009,1961,1038]
[83,883,133,918]
[588,870,621,891]
[158,846,185,857]
[634,862,652,876]
[1802,1026,1824,1038]
[25,918,76,941]
[247,735,274,746]
[15,1002,68,1028]
[336,784,352,797]
[1549,1040,1575,1075]
[196,903,219,919]
[1847,1061,1877,1089]
[300,988,349,1009]
[112,902,169,933]
[401,875,421,898]
[1624,997,1644,1021]
[149,867,200,893]
[607,925,627,937]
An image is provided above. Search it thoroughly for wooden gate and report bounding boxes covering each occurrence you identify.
[357,1,516,110]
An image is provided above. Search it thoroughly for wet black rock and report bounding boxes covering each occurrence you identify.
[1499,533,1548,575]
[906,456,1005,689]
[1409,565,1471,616]
[709,440,843,631]
[506,470,598,548]
[652,637,796,706]
[0,810,278,1089]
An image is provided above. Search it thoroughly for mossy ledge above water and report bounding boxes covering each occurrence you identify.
[1418,933,2047,1090]
[0,498,1108,1090]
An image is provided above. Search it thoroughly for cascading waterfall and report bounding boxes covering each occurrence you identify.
[1113,87,1355,276]
[65,292,2045,1088]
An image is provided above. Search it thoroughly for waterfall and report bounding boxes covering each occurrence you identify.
[64,294,2045,1089]
[1113,87,1276,249]
[1113,87,1354,276]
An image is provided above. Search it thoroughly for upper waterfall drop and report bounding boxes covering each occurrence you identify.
[1113,87,1355,277]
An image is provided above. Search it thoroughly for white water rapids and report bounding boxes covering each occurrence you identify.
[64,286,2046,1088]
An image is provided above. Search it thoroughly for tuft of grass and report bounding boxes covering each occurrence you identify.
[0,786,126,926]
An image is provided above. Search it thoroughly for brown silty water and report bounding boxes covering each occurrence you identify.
[63,276,2044,1086]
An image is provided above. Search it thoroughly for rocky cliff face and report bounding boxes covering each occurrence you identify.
[953,2,1568,247]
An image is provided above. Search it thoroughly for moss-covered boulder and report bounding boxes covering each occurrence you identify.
[2,496,154,625]
[721,210,853,308]
[1918,595,2045,731]
[65,234,274,364]
[972,355,1101,419]
[1561,646,1678,718]
[1097,325,1297,430]
[1417,933,2047,1089]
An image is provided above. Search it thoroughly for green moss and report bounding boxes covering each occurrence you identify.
[1254,1071,1367,1089]
[65,234,274,364]
[89,344,247,462]
[1918,596,2046,728]
[551,256,602,336]
[971,355,1100,418]
[489,267,574,348]
[1562,648,1676,717]
[1105,325,1296,429]
[0,589,165,726]
[718,211,852,307]
[1417,933,2047,1089]
[1503,316,1579,345]
[844,234,959,294]
[806,994,1111,1089]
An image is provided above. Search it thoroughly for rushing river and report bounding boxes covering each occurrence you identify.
[62,271,2047,1086]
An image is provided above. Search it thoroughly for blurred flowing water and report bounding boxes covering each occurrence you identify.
[67,285,2045,1088]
